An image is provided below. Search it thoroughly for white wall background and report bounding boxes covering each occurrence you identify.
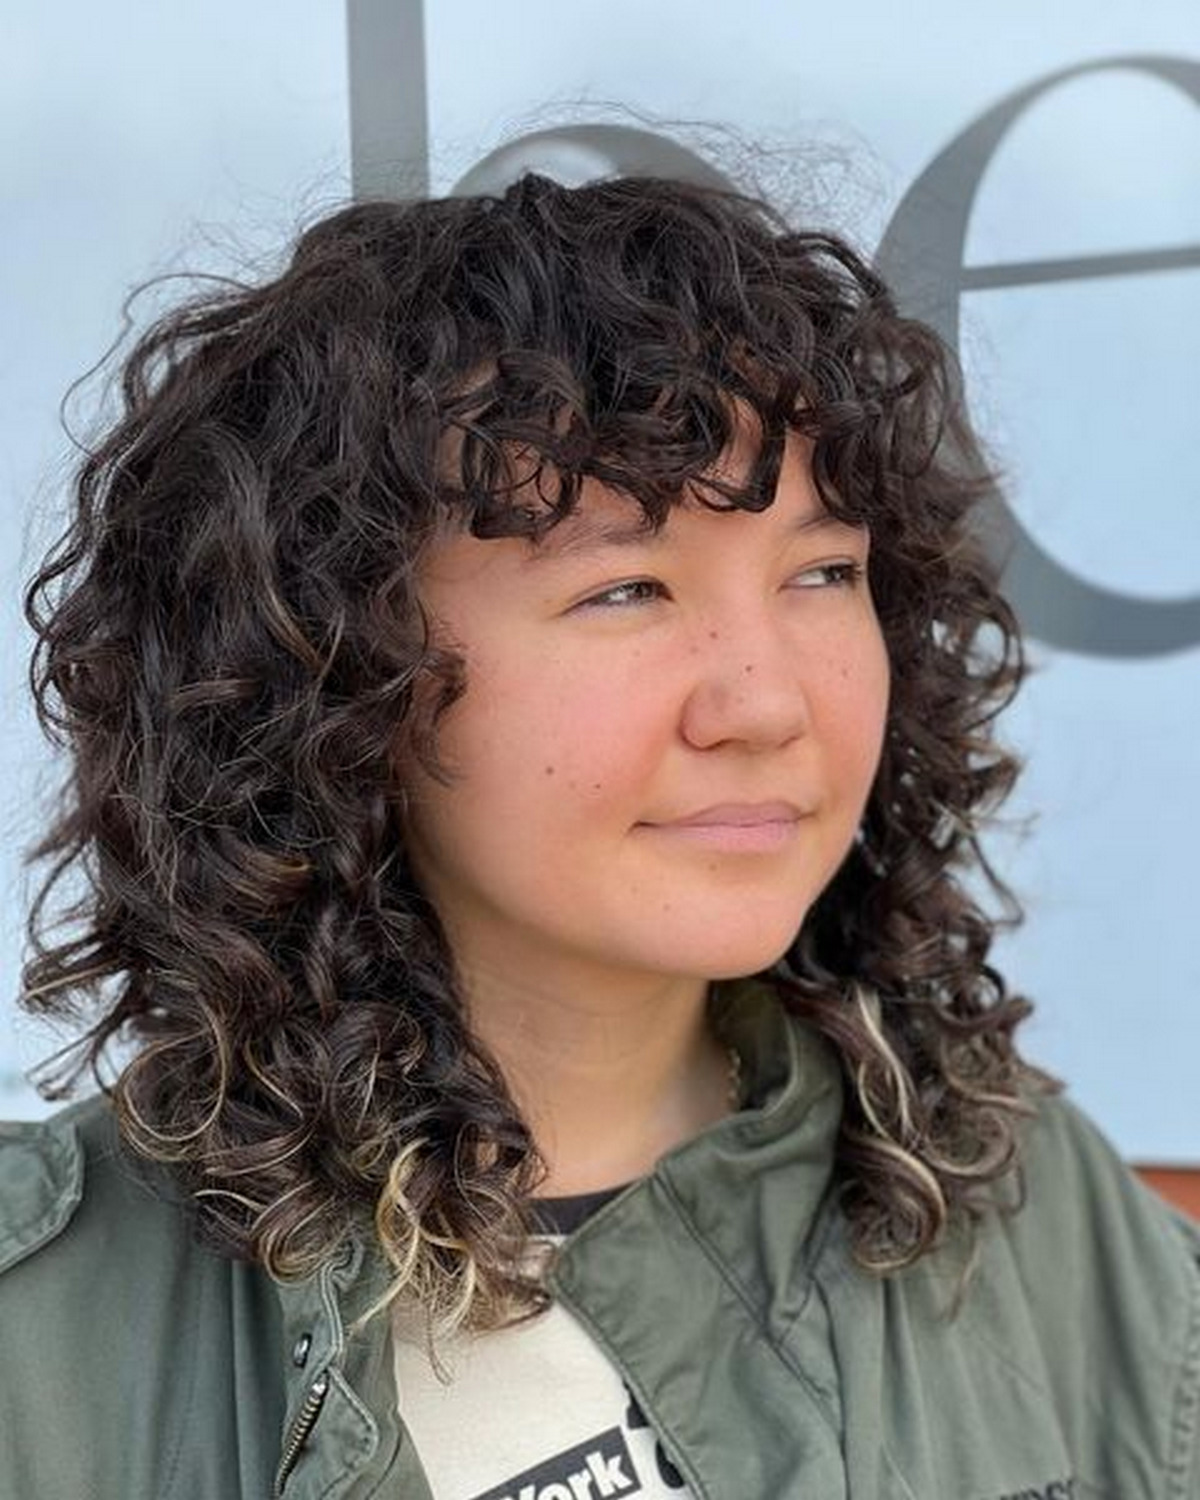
[3,3,1197,1160]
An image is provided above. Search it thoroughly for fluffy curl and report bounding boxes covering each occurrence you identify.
[21,173,1053,1331]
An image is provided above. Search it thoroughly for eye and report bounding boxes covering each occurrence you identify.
[575,578,668,610]
[788,561,866,590]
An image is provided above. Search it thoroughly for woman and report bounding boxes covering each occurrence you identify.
[2,174,1196,1499]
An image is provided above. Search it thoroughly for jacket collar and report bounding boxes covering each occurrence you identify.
[665,976,844,1263]
[548,975,845,1295]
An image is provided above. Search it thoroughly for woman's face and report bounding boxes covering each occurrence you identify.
[399,431,890,996]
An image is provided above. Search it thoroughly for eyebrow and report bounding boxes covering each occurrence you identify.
[528,508,852,563]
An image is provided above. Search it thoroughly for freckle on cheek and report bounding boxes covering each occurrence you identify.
[543,764,556,777]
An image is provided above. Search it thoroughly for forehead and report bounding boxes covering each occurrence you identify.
[530,446,837,562]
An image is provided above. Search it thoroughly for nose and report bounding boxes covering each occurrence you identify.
[679,606,812,752]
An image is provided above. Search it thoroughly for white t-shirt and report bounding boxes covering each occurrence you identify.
[392,1190,695,1500]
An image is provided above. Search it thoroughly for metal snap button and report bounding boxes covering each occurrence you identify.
[292,1333,313,1369]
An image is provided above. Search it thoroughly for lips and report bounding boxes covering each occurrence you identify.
[636,802,806,853]
[650,801,804,829]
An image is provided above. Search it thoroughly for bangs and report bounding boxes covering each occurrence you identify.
[432,362,863,544]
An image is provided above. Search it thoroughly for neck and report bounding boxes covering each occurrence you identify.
[458,957,732,1198]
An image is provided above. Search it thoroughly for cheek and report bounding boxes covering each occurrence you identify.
[857,638,892,773]
[821,629,890,772]
[472,656,669,803]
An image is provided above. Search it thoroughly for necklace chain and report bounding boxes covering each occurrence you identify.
[726,1045,743,1112]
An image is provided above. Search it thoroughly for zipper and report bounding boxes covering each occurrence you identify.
[273,1369,331,1497]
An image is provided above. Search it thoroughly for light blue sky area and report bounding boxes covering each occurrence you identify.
[3,3,1198,1153]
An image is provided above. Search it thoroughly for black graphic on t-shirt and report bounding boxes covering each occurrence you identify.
[624,1387,685,1489]
[470,1426,640,1500]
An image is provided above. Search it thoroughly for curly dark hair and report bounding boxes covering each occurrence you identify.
[21,172,1051,1331]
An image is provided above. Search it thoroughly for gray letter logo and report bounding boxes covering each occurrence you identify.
[877,57,1200,657]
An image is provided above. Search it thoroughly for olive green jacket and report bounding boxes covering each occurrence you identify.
[2,991,1198,1499]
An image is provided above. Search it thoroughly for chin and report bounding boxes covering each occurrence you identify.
[654,925,804,985]
[700,952,795,983]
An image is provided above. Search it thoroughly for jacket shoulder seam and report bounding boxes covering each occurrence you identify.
[0,1117,84,1274]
